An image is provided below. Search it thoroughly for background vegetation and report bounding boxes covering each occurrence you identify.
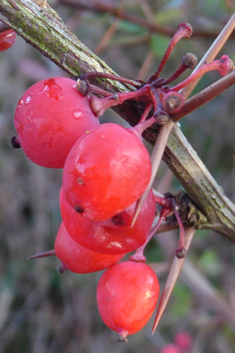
[0,0,235,352]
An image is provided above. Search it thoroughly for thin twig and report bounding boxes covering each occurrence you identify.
[58,0,235,40]
[180,12,235,99]
[172,69,235,121]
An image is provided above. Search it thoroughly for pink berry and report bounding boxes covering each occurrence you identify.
[54,222,124,273]
[60,187,156,255]
[97,261,160,341]
[62,123,152,220]
[14,77,99,168]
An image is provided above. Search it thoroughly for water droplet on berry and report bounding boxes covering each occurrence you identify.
[73,110,82,119]
[42,78,63,101]
[25,95,32,106]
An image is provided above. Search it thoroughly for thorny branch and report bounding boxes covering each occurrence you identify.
[1,0,235,241]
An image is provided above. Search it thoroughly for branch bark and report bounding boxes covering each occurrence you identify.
[1,0,235,242]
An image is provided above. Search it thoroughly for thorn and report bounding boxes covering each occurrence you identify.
[27,250,56,260]
[131,120,175,227]
[131,189,149,228]
[152,255,184,333]
[152,227,196,333]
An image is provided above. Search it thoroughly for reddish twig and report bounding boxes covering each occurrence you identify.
[172,69,235,121]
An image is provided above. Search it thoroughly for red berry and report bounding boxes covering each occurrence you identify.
[174,331,192,351]
[62,123,152,220]
[96,261,160,341]
[14,77,99,168]
[54,222,124,273]
[0,29,16,52]
[60,186,155,255]
[160,344,182,353]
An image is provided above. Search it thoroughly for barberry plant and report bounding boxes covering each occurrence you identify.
[1,0,235,349]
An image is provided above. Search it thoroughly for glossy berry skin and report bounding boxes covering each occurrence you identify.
[62,123,152,220]
[60,187,155,255]
[97,261,160,341]
[54,222,124,273]
[14,77,99,168]
[0,30,16,52]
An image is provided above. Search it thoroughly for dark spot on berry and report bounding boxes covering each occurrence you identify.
[75,206,85,213]
[111,214,126,226]
[77,177,85,185]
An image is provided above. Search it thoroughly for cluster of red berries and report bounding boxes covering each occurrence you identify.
[7,21,234,341]
[13,75,160,341]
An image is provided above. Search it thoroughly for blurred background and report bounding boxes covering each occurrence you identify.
[0,0,235,352]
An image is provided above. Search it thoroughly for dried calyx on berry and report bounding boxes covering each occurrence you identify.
[11,136,21,149]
